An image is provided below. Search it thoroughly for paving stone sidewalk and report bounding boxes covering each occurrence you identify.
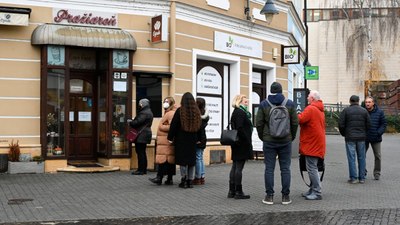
[0,134,399,224]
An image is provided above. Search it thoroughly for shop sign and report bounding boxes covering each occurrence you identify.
[197,66,222,95]
[113,50,129,69]
[214,31,262,58]
[282,45,300,65]
[53,9,117,27]
[0,12,29,26]
[305,66,319,80]
[200,96,222,139]
[47,45,65,66]
[151,14,168,43]
[294,88,308,113]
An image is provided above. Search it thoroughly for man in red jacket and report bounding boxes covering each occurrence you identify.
[298,90,326,200]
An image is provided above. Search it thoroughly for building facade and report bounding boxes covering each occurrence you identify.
[0,0,305,172]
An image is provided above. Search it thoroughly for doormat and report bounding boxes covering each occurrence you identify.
[68,163,103,168]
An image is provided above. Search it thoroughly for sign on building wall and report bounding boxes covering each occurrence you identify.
[151,14,168,43]
[305,66,319,80]
[293,88,308,114]
[53,9,117,27]
[113,50,129,69]
[214,31,262,59]
[200,96,222,139]
[0,12,29,26]
[197,66,222,95]
[282,45,300,65]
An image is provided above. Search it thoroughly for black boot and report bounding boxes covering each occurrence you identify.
[164,175,173,185]
[179,177,186,188]
[186,179,193,188]
[227,183,236,198]
[234,185,250,199]
[149,176,162,185]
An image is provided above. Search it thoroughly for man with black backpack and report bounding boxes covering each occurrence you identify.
[256,82,298,205]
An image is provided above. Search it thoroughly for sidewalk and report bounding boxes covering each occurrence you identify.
[0,134,399,224]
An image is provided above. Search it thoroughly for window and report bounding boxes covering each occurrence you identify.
[136,75,162,117]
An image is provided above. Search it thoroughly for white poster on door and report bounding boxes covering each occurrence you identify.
[199,96,222,139]
[78,111,91,121]
[197,66,222,95]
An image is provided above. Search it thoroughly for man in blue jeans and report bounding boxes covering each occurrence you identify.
[339,95,371,184]
[256,82,298,205]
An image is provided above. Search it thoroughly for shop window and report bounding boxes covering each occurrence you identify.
[46,69,65,156]
[136,75,162,117]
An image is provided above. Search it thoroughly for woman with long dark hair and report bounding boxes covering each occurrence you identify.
[168,92,202,188]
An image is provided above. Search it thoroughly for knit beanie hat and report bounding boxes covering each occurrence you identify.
[270,82,282,94]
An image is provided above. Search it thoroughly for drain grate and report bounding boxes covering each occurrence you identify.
[8,198,33,205]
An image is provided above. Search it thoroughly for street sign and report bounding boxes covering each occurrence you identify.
[305,66,319,80]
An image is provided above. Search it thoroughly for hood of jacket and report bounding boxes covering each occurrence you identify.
[310,100,324,112]
[267,93,285,105]
[201,109,209,120]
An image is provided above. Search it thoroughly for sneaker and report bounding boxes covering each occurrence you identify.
[305,194,322,200]
[347,179,358,184]
[374,175,380,180]
[359,180,365,184]
[282,195,292,205]
[262,195,273,205]
[301,190,312,197]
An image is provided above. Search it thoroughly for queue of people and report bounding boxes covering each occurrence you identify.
[128,82,386,205]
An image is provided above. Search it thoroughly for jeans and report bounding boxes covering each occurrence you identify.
[263,141,292,196]
[366,142,381,177]
[195,148,205,179]
[135,143,147,172]
[229,160,246,185]
[180,165,194,180]
[345,141,366,181]
[305,156,322,196]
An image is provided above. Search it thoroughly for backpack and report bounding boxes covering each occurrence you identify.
[266,98,290,138]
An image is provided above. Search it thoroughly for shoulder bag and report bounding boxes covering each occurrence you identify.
[299,154,325,187]
[220,123,239,145]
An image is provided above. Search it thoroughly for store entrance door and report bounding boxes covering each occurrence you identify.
[68,72,97,160]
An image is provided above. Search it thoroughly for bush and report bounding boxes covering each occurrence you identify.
[8,140,20,162]
[386,115,400,133]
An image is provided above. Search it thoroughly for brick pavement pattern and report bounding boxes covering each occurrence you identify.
[0,134,399,224]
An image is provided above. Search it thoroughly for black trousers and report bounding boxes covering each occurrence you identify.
[229,160,246,185]
[135,143,147,172]
[157,162,176,178]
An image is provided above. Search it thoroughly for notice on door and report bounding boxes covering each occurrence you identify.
[78,111,91,121]
[198,96,222,139]
[197,66,222,95]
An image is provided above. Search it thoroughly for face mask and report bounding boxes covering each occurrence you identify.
[163,102,170,109]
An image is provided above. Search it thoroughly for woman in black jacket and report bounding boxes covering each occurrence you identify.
[228,94,253,199]
[128,98,154,175]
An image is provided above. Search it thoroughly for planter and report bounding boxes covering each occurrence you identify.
[8,161,44,174]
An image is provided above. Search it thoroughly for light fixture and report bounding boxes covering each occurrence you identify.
[260,0,279,23]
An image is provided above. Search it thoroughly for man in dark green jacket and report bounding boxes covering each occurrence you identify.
[256,82,298,205]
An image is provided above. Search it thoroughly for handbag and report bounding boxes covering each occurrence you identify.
[220,124,239,145]
[127,128,139,143]
[299,154,325,187]
[127,122,149,143]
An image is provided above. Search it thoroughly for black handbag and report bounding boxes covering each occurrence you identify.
[299,155,325,187]
[220,124,239,145]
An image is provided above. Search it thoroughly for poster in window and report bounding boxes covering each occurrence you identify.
[198,96,222,139]
[47,45,65,66]
[113,50,129,69]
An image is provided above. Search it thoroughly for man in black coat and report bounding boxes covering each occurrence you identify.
[364,96,387,180]
[339,95,370,184]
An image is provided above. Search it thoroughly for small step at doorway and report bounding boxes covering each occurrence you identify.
[57,160,120,173]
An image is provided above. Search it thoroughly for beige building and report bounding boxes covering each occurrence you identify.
[0,0,305,172]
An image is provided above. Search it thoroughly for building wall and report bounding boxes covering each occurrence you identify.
[0,0,305,170]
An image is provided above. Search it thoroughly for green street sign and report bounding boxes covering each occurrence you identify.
[305,66,319,80]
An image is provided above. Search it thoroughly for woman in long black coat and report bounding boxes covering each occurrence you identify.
[168,92,202,188]
[228,94,253,199]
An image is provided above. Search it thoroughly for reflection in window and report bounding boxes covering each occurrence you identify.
[46,69,65,156]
